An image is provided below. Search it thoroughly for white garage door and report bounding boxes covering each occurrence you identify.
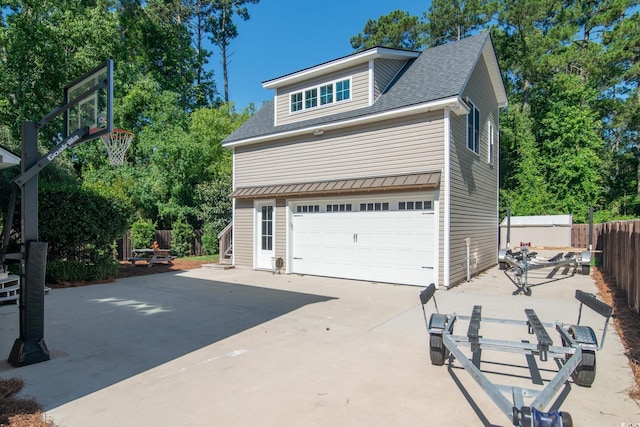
[290,195,435,286]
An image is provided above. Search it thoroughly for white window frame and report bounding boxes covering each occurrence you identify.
[466,98,480,155]
[488,121,495,165]
[290,92,303,113]
[289,77,352,114]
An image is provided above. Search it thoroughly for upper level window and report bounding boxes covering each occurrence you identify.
[467,99,480,154]
[289,78,351,113]
[488,121,495,164]
[336,79,350,101]
[305,88,317,109]
[320,84,333,105]
[291,92,303,112]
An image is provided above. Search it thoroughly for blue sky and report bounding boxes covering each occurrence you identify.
[208,0,431,110]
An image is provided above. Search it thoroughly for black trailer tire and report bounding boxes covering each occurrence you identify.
[561,411,573,427]
[429,334,448,366]
[581,265,590,275]
[499,261,507,270]
[572,350,596,387]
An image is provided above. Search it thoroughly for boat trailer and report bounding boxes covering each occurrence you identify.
[498,209,594,295]
[419,283,612,427]
[498,246,591,295]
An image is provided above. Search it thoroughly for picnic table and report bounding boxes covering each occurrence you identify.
[128,248,173,267]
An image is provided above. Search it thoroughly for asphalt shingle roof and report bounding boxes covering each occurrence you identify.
[223,33,491,144]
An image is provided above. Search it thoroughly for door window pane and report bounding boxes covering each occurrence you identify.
[261,206,273,250]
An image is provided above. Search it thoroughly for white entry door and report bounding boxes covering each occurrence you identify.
[255,201,275,270]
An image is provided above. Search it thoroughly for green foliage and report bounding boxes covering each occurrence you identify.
[426,0,491,46]
[46,255,118,284]
[130,218,156,249]
[350,10,427,51]
[201,222,219,255]
[38,183,132,283]
[171,218,194,257]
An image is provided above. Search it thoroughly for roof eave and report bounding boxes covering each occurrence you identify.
[262,47,420,90]
[222,96,465,149]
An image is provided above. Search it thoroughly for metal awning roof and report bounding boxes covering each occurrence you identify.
[230,172,441,199]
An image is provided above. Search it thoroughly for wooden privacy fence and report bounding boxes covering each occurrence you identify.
[572,221,640,314]
[116,229,204,260]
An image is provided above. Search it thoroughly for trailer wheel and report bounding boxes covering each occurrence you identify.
[581,265,590,275]
[561,411,573,427]
[572,350,596,387]
[562,331,597,387]
[499,261,507,270]
[429,334,448,366]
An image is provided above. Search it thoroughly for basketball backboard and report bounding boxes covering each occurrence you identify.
[63,59,113,142]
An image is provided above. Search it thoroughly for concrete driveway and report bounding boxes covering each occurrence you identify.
[0,262,638,426]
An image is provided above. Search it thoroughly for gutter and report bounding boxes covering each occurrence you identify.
[223,96,469,149]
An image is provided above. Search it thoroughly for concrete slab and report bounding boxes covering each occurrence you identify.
[0,263,638,426]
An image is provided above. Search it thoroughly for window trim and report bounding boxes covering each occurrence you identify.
[289,77,352,114]
[466,98,480,155]
[488,121,495,165]
[290,92,303,113]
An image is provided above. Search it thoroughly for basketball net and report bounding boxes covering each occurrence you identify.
[101,129,134,165]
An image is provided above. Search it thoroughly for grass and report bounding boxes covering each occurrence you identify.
[175,254,219,262]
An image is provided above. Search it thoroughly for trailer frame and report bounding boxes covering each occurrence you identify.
[419,283,612,427]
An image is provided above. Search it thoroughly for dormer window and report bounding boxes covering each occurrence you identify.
[290,78,351,113]
[291,92,303,112]
[320,84,333,105]
[336,79,350,101]
[305,88,317,109]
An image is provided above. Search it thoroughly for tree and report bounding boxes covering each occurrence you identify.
[350,10,426,51]
[207,0,259,102]
[425,0,490,46]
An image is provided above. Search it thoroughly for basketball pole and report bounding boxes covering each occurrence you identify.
[7,121,50,366]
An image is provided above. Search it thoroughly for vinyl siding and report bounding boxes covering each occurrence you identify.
[233,198,253,268]
[275,64,369,126]
[235,111,444,187]
[448,55,499,285]
[275,198,286,269]
[373,59,408,101]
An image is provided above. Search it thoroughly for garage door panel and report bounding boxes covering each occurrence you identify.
[291,199,435,286]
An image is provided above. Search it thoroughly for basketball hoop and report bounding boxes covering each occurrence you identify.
[101,129,133,165]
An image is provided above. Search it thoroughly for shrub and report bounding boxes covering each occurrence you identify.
[200,223,218,255]
[39,183,133,283]
[171,218,194,257]
[130,218,156,249]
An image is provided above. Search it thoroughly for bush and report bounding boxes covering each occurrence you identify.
[200,223,218,255]
[171,218,194,257]
[130,218,156,249]
[39,183,133,283]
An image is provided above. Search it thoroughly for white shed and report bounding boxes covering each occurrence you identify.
[500,215,573,248]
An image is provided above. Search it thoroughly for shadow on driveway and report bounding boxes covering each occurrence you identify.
[0,273,335,410]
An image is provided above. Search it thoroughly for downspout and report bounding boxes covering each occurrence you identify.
[368,59,374,105]
[444,109,451,288]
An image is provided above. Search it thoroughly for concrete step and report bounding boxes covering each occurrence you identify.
[218,258,232,265]
[202,263,234,270]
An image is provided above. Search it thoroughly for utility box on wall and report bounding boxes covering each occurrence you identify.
[500,215,572,248]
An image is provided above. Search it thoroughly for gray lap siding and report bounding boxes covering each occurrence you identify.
[232,112,446,272]
[448,56,499,285]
